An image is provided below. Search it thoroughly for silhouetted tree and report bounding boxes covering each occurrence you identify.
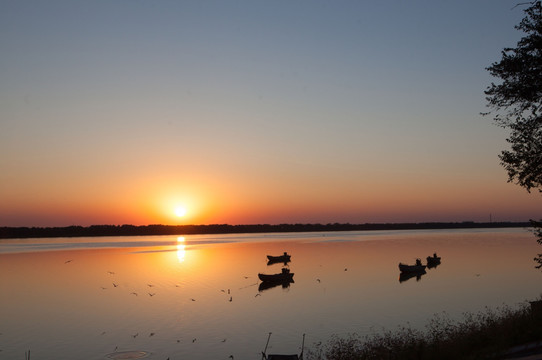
[485,1,542,267]
[485,1,542,192]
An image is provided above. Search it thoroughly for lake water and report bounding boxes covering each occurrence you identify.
[1,228,541,359]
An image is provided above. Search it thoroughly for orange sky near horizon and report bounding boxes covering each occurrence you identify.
[1,163,540,226]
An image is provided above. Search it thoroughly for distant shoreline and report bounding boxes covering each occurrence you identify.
[0,221,532,239]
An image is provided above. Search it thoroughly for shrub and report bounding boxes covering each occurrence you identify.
[306,300,542,360]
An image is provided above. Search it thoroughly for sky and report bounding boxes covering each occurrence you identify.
[1,0,540,227]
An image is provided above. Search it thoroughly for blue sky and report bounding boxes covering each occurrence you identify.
[1,1,539,226]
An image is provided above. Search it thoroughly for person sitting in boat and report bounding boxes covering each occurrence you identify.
[281,267,290,274]
[415,258,422,266]
[433,252,437,258]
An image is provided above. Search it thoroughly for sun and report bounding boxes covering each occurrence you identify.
[174,206,187,217]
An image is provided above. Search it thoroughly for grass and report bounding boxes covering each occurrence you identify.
[306,299,542,360]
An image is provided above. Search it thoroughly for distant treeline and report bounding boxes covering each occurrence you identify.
[0,221,532,239]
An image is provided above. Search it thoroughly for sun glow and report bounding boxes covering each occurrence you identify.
[174,206,187,217]
[149,182,216,224]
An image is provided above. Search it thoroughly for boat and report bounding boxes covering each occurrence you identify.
[426,253,441,266]
[399,270,426,283]
[258,268,294,283]
[267,252,291,264]
[398,259,426,273]
[262,332,304,360]
[267,258,291,266]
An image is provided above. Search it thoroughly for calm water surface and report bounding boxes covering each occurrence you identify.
[1,228,540,359]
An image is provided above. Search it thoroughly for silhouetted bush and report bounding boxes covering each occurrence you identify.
[306,301,542,360]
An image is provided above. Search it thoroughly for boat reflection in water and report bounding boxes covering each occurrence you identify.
[399,270,426,283]
[266,252,291,266]
[258,278,295,292]
[258,267,295,292]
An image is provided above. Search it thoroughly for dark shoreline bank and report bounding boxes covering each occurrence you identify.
[0,221,531,239]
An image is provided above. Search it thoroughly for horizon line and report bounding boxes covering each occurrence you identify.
[0,221,534,240]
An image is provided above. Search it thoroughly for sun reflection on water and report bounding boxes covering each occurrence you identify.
[177,236,186,263]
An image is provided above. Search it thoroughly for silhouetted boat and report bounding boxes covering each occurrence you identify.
[399,270,426,283]
[258,268,294,282]
[267,258,291,266]
[426,253,441,267]
[399,259,426,273]
[262,332,304,360]
[267,253,291,264]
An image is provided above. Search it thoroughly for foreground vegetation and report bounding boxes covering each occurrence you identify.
[306,300,542,360]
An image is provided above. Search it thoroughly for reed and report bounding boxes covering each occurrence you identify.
[307,299,542,360]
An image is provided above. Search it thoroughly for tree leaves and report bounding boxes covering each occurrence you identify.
[485,1,542,193]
